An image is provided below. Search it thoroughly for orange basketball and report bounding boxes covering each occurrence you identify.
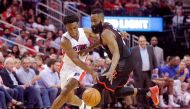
[82,88,101,107]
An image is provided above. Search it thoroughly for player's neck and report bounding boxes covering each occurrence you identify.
[71,35,79,41]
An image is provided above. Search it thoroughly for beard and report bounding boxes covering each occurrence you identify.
[91,22,103,34]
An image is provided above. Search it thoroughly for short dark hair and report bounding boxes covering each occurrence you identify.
[91,8,104,15]
[63,14,79,25]
[46,59,57,67]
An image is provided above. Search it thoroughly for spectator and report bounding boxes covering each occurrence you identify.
[0,0,12,13]
[113,0,125,16]
[25,38,36,56]
[175,60,190,105]
[44,19,56,33]
[34,37,45,53]
[15,57,43,108]
[103,0,116,15]
[14,13,25,29]
[172,6,185,26]
[91,0,103,9]
[53,30,63,50]
[25,16,37,33]
[0,85,23,109]
[46,47,57,55]
[184,55,190,80]
[0,52,5,70]
[152,68,178,107]
[32,16,44,32]
[35,55,46,72]
[125,0,141,16]
[10,45,20,58]
[49,54,58,60]
[1,6,14,21]
[28,57,39,75]
[0,57,25,106]
[32,59,61,106]
[159,56,181,107]
[150,36,164,67]
[2,28,15,48]
[13,58,21,72]
[131,35,157,108]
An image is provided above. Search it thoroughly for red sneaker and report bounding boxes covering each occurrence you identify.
[149,85,159,106]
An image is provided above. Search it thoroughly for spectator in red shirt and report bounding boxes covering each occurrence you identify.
[1,6,14,21]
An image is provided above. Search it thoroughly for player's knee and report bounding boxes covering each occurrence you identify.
[61,79,78,95]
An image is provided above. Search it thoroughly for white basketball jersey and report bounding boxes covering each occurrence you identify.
[61,28,90,68]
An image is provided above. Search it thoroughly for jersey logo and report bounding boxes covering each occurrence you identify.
[73,44,87,52]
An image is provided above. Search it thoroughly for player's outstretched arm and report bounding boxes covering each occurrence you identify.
[79,28,101,54]
[61,37,98,81]
[101,29,120,83]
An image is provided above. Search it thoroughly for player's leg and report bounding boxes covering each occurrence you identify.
[115,85,159,106]
[51,78,79,109]
[66,91,82,106]
[67,91,92,109]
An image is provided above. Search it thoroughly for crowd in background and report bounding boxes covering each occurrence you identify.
[0,0,190,109]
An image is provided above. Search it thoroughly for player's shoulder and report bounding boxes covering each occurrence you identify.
[61,32,70,42]
[78,28,86,33]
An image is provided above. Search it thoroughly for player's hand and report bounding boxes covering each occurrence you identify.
[102,71,116,84]
[78,48,90,56]
[91,72,99,84]
[120,32,130,39]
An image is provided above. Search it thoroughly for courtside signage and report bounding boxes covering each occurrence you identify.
[82,16,163,32]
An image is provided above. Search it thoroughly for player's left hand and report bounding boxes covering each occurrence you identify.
[102,71,116,84]
[120,32,130,39]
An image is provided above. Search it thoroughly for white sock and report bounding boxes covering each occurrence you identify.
[169,95,173,102]
[159,95,164,103]
[81,100,85,106]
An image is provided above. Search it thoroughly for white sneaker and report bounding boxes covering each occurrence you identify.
[169,101,180,107]
[79,101,91,109]
[114,102,122,107]
[159,102,168,108]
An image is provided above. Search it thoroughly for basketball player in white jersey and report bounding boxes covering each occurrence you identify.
[51,15,100,109]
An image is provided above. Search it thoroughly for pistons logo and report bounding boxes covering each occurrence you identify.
[73,44,87,52]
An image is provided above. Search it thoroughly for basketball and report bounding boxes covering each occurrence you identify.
[82,88,101,107]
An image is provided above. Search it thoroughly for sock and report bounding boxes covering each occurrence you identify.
[80,100,84,106]
[169,95,173,102]
[159,95,164,103]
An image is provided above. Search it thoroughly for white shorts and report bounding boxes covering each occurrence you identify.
[59,64,86,89]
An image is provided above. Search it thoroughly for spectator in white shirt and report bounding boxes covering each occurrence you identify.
[15,57,44,108]
[32,59,61,105]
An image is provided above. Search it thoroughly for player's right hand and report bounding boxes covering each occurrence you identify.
[78,48,90,56]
